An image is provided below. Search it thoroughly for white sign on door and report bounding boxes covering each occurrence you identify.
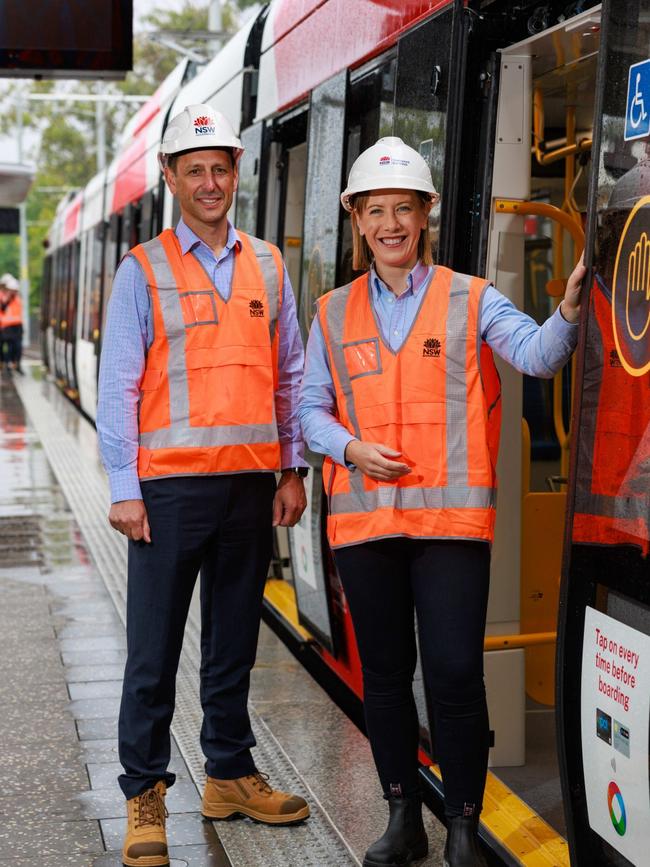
[581,607,650,864]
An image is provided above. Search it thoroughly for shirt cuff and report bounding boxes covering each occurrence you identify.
[331,431,357,468]
[280,442,308,470]
[108,468,143,504]
[557,302,579,328]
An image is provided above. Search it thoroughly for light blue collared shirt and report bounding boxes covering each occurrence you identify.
[298,263,579,466]
[97,219,306,503]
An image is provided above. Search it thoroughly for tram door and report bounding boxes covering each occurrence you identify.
[558,2,650,864]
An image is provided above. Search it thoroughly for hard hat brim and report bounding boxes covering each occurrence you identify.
[341,184,440,212]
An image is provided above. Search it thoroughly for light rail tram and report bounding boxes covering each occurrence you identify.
[41,1,650,864]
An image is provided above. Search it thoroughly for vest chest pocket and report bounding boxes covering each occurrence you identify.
[342,337,382,381]
[179,290,219,327]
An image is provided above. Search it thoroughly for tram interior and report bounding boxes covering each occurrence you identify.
[486,13,598,834]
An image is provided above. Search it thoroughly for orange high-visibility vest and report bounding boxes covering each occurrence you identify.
[572,277,650,554]
[317,267,502,548]
[130,228,284,480]
[2,293,22,328]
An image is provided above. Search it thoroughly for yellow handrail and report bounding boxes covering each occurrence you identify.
[494,199,585,249]
[484,631,556,651]
[533,88,592,165]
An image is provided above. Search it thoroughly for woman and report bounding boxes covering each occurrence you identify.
[298,137,585,867]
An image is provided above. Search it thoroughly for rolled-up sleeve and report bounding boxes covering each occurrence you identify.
[96,256,150,503]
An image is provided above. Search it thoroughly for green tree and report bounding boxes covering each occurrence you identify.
[0,1,255,310]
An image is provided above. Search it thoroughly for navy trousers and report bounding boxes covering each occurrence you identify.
[118,473,276,799]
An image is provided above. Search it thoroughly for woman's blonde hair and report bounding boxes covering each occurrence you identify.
[350,191,435,271]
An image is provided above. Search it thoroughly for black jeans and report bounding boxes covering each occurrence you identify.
[118,473,276,799]
[334,538,490,818]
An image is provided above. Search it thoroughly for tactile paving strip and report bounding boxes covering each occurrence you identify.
[16,372,360,867]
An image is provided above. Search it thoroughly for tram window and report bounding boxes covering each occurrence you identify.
[140,192,155,244]
[236,121,264,237]
[299,70,347,339]
[394,9,456,262]
[81,226,103,343]
[171,196,181,228]
[102,214,120,313]
[339,54,397,285]
[119,205,132,259]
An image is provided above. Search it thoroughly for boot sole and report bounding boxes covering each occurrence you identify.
[122,854,169,867]
[202,802,310,825]
[362,844,429,867]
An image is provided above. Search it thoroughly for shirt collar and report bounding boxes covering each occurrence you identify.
[371,260,432,298]
[175,217,242,258]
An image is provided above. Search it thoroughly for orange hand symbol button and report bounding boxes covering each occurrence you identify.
[612,195,650,377]
[625,230,650,340]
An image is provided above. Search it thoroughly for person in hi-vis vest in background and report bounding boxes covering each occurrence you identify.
[0,273,23,374]
[298,137,586,867]
[97,104,309,867]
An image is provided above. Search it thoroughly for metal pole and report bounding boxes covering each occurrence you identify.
[208,0,222,56]
[16,89,30,348]
[95,86,106,172]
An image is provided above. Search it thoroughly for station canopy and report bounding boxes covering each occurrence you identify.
[0,162,34,205]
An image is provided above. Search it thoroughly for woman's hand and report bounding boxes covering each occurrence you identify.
[561,254,587,324]
[345,439,412,481]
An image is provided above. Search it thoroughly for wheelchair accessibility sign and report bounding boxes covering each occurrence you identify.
[625,60,650,141]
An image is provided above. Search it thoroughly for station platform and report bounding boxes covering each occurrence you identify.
[0,365,447,866]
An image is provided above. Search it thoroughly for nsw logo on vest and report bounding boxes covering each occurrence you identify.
[423,337,441,357]
[249,299,264,317]
[194,115,216,136]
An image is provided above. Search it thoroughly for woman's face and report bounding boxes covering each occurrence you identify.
[354,189,430,271]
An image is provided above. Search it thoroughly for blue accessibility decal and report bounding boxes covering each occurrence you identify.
[625,59,650,141]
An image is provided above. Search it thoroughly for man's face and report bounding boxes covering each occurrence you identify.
[164,149,238,230]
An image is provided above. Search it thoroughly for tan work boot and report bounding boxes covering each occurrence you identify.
[202,771,310,825]
[122,781,169,867]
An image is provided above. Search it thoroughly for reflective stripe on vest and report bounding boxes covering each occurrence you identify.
[319,267,501,547]
[572,277,650,553]
[131,229,282,478]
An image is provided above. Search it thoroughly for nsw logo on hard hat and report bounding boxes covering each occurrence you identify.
[379,155,411,167]
[194,115,216,136]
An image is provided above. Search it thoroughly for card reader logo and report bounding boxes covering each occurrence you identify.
[607,781,627,836]
[423,337,441,357]
[194,115,216,136]
[249,299,264,317]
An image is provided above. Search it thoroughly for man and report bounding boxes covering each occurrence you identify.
[97,104,309,867]
[0,274,23,374]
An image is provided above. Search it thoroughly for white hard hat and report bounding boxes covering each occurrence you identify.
[158,103,244,170]
[0,273,18,290]
[340,136,438,211]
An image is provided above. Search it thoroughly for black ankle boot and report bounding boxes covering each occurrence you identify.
[363,796,428,866]
[443,816,488,867]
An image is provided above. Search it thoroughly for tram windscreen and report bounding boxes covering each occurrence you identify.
[0,0,132,78]
[570,3,650,556]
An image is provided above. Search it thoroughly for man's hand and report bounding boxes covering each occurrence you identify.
[273,471,307,527]
[108,499,151,543]
[345,439,412,481]
[561,254,587,324]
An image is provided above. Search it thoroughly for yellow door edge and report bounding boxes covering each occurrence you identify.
[429,765,570,866]
[264,578,313,642]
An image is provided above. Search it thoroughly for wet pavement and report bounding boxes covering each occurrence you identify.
[1,365,448,867]
[0,370,228,866]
